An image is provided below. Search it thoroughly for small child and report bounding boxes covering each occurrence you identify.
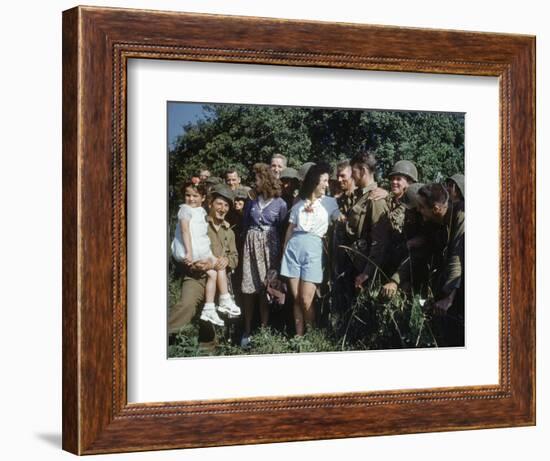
[171,182,241,326]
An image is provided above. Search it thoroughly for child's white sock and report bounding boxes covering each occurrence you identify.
[219,293,231,303]
[203,302,216,311]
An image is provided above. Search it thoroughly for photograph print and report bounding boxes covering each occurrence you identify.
[167,102,465,357]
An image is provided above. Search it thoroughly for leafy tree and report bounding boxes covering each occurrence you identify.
[169,103,464,207]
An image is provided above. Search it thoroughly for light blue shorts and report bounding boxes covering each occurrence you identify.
[280,232,324,283]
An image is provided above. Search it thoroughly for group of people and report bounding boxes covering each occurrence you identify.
[168,151,465,349]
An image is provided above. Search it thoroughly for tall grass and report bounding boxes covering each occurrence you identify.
[168,268,437,357]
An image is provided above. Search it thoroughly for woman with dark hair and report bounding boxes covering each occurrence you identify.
[280,162,342,336]
[240,163,288,347]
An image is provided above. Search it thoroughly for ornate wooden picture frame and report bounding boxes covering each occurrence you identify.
[62,5,535,455]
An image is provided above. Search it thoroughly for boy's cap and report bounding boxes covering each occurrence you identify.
[210,184,235,203]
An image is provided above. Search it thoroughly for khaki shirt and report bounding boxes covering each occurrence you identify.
[337,189,356,216]
[345,182,391,278]
[207,217,238,271]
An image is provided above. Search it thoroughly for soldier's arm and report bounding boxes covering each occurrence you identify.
[390,256,411,286]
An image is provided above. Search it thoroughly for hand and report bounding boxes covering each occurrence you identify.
[354,272,369,289]
[182,256,193,266]
[382,281,398,298]
[368,187,389,201]
[214,257,228,270]
[193,260,214,272]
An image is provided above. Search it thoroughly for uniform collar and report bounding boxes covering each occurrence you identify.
[358,181,378,196]
[207,216,230,229]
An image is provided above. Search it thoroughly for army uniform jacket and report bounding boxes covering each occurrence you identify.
[386,193,427,284]
[206,217,238,271]
[433,202,465,297]
[345,182,391,278]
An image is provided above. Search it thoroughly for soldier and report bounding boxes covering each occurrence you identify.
[381,182,433,298]
[199,168,211,183]
[416,183,465,346]
[225,167,252,198]
[328,160,358,329]
[168,184,239,350]
[380,160,423,296]
[280,167,300,210]
[335,159,356,214]
[347,152,391,289]
[204,176,223,199]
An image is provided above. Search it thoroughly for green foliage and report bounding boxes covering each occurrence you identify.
[169,321,345,357]
[167,270,438,357]
[169,104,464,209]
[337,285,437,351]
[168,324,202,358]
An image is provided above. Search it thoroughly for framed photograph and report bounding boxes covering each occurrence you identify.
[62,5,535,455]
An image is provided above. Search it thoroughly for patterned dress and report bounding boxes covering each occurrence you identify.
[241,195,287,294]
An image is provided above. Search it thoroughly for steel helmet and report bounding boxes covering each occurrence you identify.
[447,173,465,199]
[389,160,418,183]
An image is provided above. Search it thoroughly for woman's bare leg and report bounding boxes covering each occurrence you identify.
[300,280,317,332]
[288,278,303,336]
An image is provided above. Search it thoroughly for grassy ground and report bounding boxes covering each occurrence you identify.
[168,270,442,358]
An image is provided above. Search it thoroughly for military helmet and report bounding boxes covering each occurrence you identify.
[401,182,425,210]
[447,173,465,199]
[389,160,418,183]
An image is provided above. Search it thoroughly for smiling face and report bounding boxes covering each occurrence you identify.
[270,157,285,178]
[184,186,205,208]
[390,174,410,199]
[337,166,354,193]
[210,196,230,221]
[314,173,329,198]
[225,172,241,190]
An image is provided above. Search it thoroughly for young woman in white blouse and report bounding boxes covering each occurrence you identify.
[281,163,341,336]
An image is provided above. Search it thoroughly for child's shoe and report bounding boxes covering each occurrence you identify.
[200,303,224,326]
[217,294,241,317]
